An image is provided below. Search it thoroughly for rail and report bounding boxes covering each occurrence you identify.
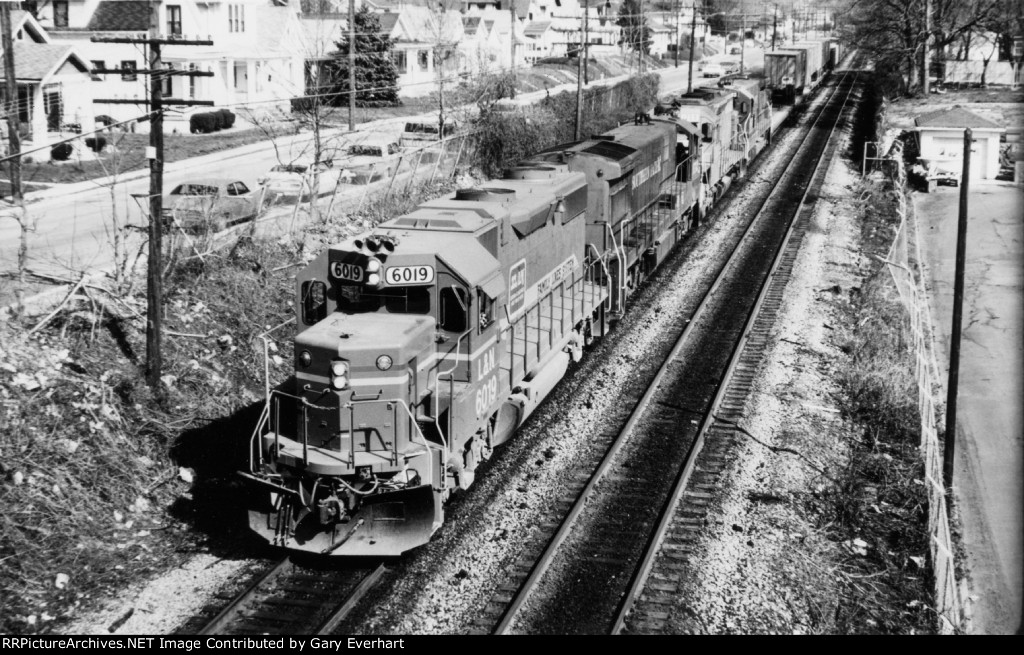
[614,65,861,634]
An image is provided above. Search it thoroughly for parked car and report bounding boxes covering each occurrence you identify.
[258,159,346,201]
[399,120,458,148]
[702,63,725,77]
[162,179,261,232]
[341,137,404,184]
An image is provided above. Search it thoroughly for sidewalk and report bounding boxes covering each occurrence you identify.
[914,181,1023,634]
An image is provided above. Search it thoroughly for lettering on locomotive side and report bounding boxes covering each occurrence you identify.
[631,153,668,190]
[474,346,499,417]
[508,259,527,316]
[536,255,579,298]
[330,261,363,283]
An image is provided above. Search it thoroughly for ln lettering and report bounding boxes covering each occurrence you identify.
[476,348,496,379]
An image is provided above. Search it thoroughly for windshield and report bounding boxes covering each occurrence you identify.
[171,184,218,196]
[336,284,430,315]
[349,145,383,157]
[271,164,308,174]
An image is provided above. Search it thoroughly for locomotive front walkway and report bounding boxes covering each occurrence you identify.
[914,182,1023,635]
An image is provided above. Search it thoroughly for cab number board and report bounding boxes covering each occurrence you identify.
[330,262,363,283]
[384,265,434,286]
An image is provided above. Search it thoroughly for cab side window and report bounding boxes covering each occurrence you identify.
[477,290,494,332]
[439,286,468,333]
[301,281,328,325]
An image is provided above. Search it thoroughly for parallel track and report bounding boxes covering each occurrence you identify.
[192,558,385,635]
[615,64,862,634]
[475,64,862,635]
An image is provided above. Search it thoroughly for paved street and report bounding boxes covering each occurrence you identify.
[915,182,1023,635]
[0,60,765,280]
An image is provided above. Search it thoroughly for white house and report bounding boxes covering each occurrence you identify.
[0,10,94,150]
[41,0,306,131]
[915,106,1004,180]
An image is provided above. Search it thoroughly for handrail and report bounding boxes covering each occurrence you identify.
[432,325,472,454]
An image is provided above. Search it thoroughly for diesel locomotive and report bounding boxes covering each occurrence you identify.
[241,80,772,556]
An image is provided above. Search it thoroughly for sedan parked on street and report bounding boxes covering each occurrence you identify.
[258,159,348,202]
[162,179,262,232]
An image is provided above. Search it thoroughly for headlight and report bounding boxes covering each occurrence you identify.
[330,360,349,390]
[299,350,312,367]
[366,273,381,286]
[376,355,393,371]
[366,258,381,273]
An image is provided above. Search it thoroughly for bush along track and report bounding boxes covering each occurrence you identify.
[821,179,936,634]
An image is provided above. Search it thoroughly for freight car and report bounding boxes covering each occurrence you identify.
[240,95,771,557]
[764,48,808,104]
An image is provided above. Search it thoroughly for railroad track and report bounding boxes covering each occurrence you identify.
[187,558,385,635]
[468,64,862,635]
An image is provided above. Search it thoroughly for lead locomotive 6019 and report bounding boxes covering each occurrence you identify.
[241,80,772,556]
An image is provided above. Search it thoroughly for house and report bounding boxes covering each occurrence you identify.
[0,10,94,151]
[914,106,1004,180]
[364,3,466,98]
[40,1,306,131]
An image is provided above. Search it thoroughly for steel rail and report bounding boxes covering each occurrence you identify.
[196,559,385,635]
[491,65,855,636]
[611,64,862,635]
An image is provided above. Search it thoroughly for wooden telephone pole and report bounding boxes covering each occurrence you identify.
[510,0,517,98]
[91,4,213,388]
[687,2,698,92]
[1,4,22,211]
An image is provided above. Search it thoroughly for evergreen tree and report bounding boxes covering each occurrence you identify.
[327,7,401,107]
[617,0,653,55]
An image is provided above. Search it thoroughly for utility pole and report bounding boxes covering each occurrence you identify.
[92,5,213,389]
[510,0,517,98]
[943,128,972,490]
[1,3,23,254]
[349,0,356,131]
[740,15,746,74]
[772,4,777,51]
[673,0,680,67]
[923,0,932,94]
[687,2,697,92]
[575,16,584,141]
[583,1,590,84]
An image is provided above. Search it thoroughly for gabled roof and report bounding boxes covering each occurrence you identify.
[10,9,50,43]
[379,12,400,33]
[464,16,482,35]
[524,21,551,36]
[0,42,91,81]
[87,1,151,32]
[915,106,1003,130]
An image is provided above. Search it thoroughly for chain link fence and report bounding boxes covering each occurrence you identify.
[880,141,964,634]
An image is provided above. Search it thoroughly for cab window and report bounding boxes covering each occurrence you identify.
[439,286,468,332]
[337,285,430,314]
[301,281,328,325]
[477,290,494,332]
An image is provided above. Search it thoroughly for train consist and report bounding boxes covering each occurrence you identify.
[764,38,844,104]
[240,78,773,556]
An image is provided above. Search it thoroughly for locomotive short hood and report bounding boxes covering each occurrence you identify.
[296,311,435,364]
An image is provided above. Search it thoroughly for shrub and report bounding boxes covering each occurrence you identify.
[85,136,107,152]
[219,109,235,129]
[212,110,225,130]
[51,142,74,161]
[189,112,217,134]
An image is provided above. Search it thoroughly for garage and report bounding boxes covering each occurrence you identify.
[915,107,1003,180]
